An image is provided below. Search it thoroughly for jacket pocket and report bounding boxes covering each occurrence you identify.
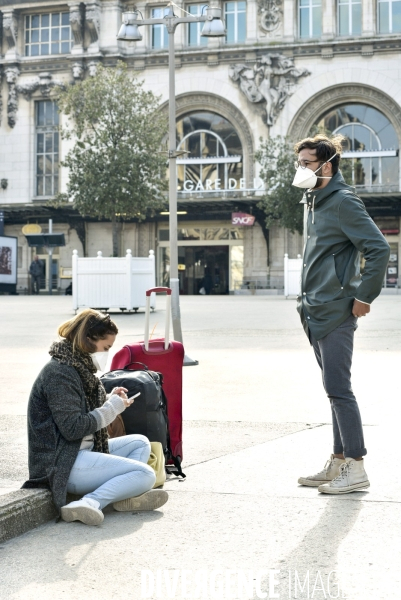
[330,254,343,287]
[306,255,343,303]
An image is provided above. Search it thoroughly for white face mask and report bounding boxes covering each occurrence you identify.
[91,351,109,372]
[292,153,337,189]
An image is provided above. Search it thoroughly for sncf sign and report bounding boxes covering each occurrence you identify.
[231,212,255,226]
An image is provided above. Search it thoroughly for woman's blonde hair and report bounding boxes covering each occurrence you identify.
[58,309,118,353]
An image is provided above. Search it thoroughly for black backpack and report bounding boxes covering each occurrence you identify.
[100,363,185,478]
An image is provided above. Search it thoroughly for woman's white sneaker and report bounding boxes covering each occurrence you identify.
[298,454,346,487]
[318,458,370,494]
[61,498,104,526]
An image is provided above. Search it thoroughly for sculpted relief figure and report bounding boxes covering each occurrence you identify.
[71,62,85,81]
[5,67,20,128]
[258,0,282,32]
[3,72,65,128]
[229,54,311,127]
[17,72,65,100]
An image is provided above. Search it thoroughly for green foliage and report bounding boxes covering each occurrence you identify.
[54,63,168,255]
[255,136,303,235]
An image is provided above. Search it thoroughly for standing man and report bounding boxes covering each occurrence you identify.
[29,255,44,295]
[293,134,390,494]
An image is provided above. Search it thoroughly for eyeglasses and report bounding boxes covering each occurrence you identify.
[294,160,321,170]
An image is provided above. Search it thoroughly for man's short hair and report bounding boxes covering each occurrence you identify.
[294,134,345,175]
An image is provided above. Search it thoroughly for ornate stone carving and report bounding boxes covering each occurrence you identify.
[229,54,310,127]
[287,84,401,143]
[4,72,65,127]
[88,61,99,76]
[5,67,20,128]
[258,0,282,33]
[17,72,65,100]
[3,11,18,51]
[85,2,101,46]
[71,62,85,80]
[69,3,84,46]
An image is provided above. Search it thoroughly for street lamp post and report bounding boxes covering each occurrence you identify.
[117,4,225,365]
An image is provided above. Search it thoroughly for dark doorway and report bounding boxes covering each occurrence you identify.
[178,246,229,295]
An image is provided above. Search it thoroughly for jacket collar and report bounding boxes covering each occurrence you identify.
[300,171,355,205]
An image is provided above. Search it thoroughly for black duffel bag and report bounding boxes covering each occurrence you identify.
[100,363,185,477]
[101,363,167,451]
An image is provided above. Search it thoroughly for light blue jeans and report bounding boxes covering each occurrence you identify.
[66,435,156,510]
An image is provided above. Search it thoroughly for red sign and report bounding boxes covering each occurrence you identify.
[231,212,255,226]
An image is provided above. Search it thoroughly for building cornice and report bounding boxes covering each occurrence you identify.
[1,35,401,74]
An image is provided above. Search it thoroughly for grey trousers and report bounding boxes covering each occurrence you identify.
[310,315,367,458]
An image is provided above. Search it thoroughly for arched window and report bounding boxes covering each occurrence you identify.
[175,111,243,192]
[315,104,399,191]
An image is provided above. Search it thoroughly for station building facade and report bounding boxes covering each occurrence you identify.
[0,0,400,293]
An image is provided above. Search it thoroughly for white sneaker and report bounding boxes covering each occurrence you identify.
[298,455,346,487]
[113,490,168,512]
[318,457,370,494]
[61,498,104,526]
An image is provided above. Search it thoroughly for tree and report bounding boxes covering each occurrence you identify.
[55,63,168,256]
[255,136,303,235]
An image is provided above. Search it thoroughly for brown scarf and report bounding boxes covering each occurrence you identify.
[49,340,109,454]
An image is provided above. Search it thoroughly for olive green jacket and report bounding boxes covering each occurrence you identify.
[297,171,390,340]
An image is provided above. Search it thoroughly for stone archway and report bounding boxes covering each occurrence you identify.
[287,84,401,143]
[160,92,255,184]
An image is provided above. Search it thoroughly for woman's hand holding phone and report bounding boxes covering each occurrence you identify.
[123,392,140,407]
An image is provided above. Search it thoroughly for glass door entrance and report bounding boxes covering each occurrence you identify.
[160,246,230,295]
[178,246,229,295]
[37,254,59,292]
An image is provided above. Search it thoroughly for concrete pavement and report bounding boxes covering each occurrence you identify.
[0,294,400,599]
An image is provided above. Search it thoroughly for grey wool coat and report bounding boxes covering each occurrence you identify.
[22,358,100,511]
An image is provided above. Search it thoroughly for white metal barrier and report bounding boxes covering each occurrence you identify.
[72,249,156,311]
[284,253,302,297]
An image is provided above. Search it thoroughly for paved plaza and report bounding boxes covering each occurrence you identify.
[0,294,401,599]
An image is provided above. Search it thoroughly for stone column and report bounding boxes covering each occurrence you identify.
[101,0,122,55]
[69,3,84,55]
[321,0,335,40]
[247,0,258,44]
[85,1,101,54]
[282,0,295,42]
[173,0,185,51]
[362,0,375,36]
[0,69,3,127]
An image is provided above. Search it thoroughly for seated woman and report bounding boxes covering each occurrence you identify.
[22,309,168,526]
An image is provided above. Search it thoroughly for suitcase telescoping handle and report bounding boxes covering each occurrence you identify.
[144,287,172,351]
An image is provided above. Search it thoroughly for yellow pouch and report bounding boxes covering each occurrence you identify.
[147,441,166,489]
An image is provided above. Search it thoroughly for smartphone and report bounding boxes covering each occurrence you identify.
[127,392,141,404]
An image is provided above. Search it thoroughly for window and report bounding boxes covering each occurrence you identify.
[338,0,362,35]
[36,101,59,197]
[175,111,243,192]
[315,104,399,191]
[225,2,246,44]
[299,0,322,38]
[152,7,169,49]
[25,12,73,56]
[378,0,401,33]
[187,4,208,46]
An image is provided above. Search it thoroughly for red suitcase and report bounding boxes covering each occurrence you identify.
[110,287,184,465]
